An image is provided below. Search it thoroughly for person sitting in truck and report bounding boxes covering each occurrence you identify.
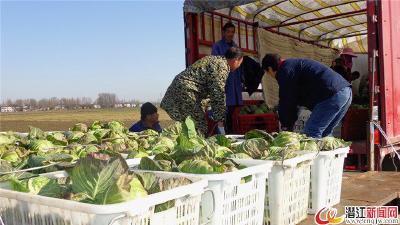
[262,54,352,138]
[161,47,243,136]
[129,102,162,133]
[211,22,243,134]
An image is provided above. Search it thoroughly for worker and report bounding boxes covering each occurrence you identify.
[211,22,243,134]
[340,47,357,71]
[129,102,162,133]
[261,54,352,138]
[332,48,360,82]
[161,47,243,135]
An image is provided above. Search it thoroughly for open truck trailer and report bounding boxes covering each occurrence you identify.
[183,0,399,172]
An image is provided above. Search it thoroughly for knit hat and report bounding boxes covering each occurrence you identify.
[141,102,157,119]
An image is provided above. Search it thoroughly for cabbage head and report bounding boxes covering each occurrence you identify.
[46,132,68,146]
[178,159,214,174]
[89,121,102,130]
[245,129,274,143]
[271,131,301,151]
[107,121,125,133]
[235,138,268,159]
[300,140,320,151]
[0,133,17,145]
[28,140,55,152]
[71,123,88,133]
[318,137,350,151]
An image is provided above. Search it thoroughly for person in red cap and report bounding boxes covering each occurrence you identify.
[340,47,357,71]
[331,47,360,82]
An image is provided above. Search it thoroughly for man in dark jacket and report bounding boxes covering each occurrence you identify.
[262,54,352,138]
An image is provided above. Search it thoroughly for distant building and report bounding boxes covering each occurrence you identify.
[1,106,16,113]
[123,103,135,108]
[114,103,123,108]
[93,104,101,109]
[54,105,65,110]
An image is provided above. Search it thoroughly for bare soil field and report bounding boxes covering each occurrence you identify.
[0,108,172,132]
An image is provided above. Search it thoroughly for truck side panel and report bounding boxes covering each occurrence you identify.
[377,0,400,144]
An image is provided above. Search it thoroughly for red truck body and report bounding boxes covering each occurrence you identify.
[183,0,400,170]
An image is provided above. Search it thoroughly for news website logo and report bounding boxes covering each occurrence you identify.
[315,207,345,225]
[315,206,399,225]
[344,206,399,224]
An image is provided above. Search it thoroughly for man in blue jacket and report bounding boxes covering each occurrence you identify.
[261,54,352,138]
[129,102,162,133]
[211,22,243,133]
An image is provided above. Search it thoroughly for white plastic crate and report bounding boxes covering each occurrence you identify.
[264,152,316,225]
[308,147,350,214]
[131,159,272,225]
[0,171,206,225]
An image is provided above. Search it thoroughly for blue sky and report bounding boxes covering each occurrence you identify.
[1,0,185,102]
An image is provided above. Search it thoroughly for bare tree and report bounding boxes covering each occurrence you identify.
[5,99,13,106]
[38,98,49,109]
[15,99,24,107]
[48,97,59,109]
[96,93,117,108]
[28,99,38,109]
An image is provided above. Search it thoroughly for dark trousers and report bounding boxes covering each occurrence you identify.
[225,106,236,134]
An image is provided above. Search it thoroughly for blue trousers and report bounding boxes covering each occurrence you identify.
[303,87,352,138]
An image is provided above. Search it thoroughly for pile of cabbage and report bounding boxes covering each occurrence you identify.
[0,118,350,178]
[9,154,191,209]
[0,121,173,178]
[230,129,351,160]
[138,117,245,174]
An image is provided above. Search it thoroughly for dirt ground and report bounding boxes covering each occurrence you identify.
[0,108,173,132]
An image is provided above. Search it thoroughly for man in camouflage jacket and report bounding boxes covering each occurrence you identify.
[161,47,243,135]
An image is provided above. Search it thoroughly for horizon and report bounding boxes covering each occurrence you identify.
[1,1,185,102]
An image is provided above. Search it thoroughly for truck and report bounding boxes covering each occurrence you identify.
[183,0,400,171]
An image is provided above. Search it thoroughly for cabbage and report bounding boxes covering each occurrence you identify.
[28,126,45,139]
[271,131,301,151]
[69,155,129,204]
[178,159,214,174]
[138,157,173,171]
[106,121,125,133]
[235,138,268,159]
[93,129,111,140]
[245,129,274,142]
[71,123,88,132]
[10,176,64,198]
[79,132,98,145]
[28,140,54,152]
[1,151,20,163]
[0,133,17,146]
[161,121,182,139]
[318,137,351,151]
[64,131,85,143]
[150,137,175,154]
[98,174,148,204]
[300,140,320,151]
[46,132,68,146]
[262,146,297,160]
[207,134,232,148]
[89,121,102,130]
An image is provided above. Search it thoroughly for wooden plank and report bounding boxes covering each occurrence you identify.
[299,172,400,225]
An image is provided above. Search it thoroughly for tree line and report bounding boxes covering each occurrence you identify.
[1,93,142,110]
